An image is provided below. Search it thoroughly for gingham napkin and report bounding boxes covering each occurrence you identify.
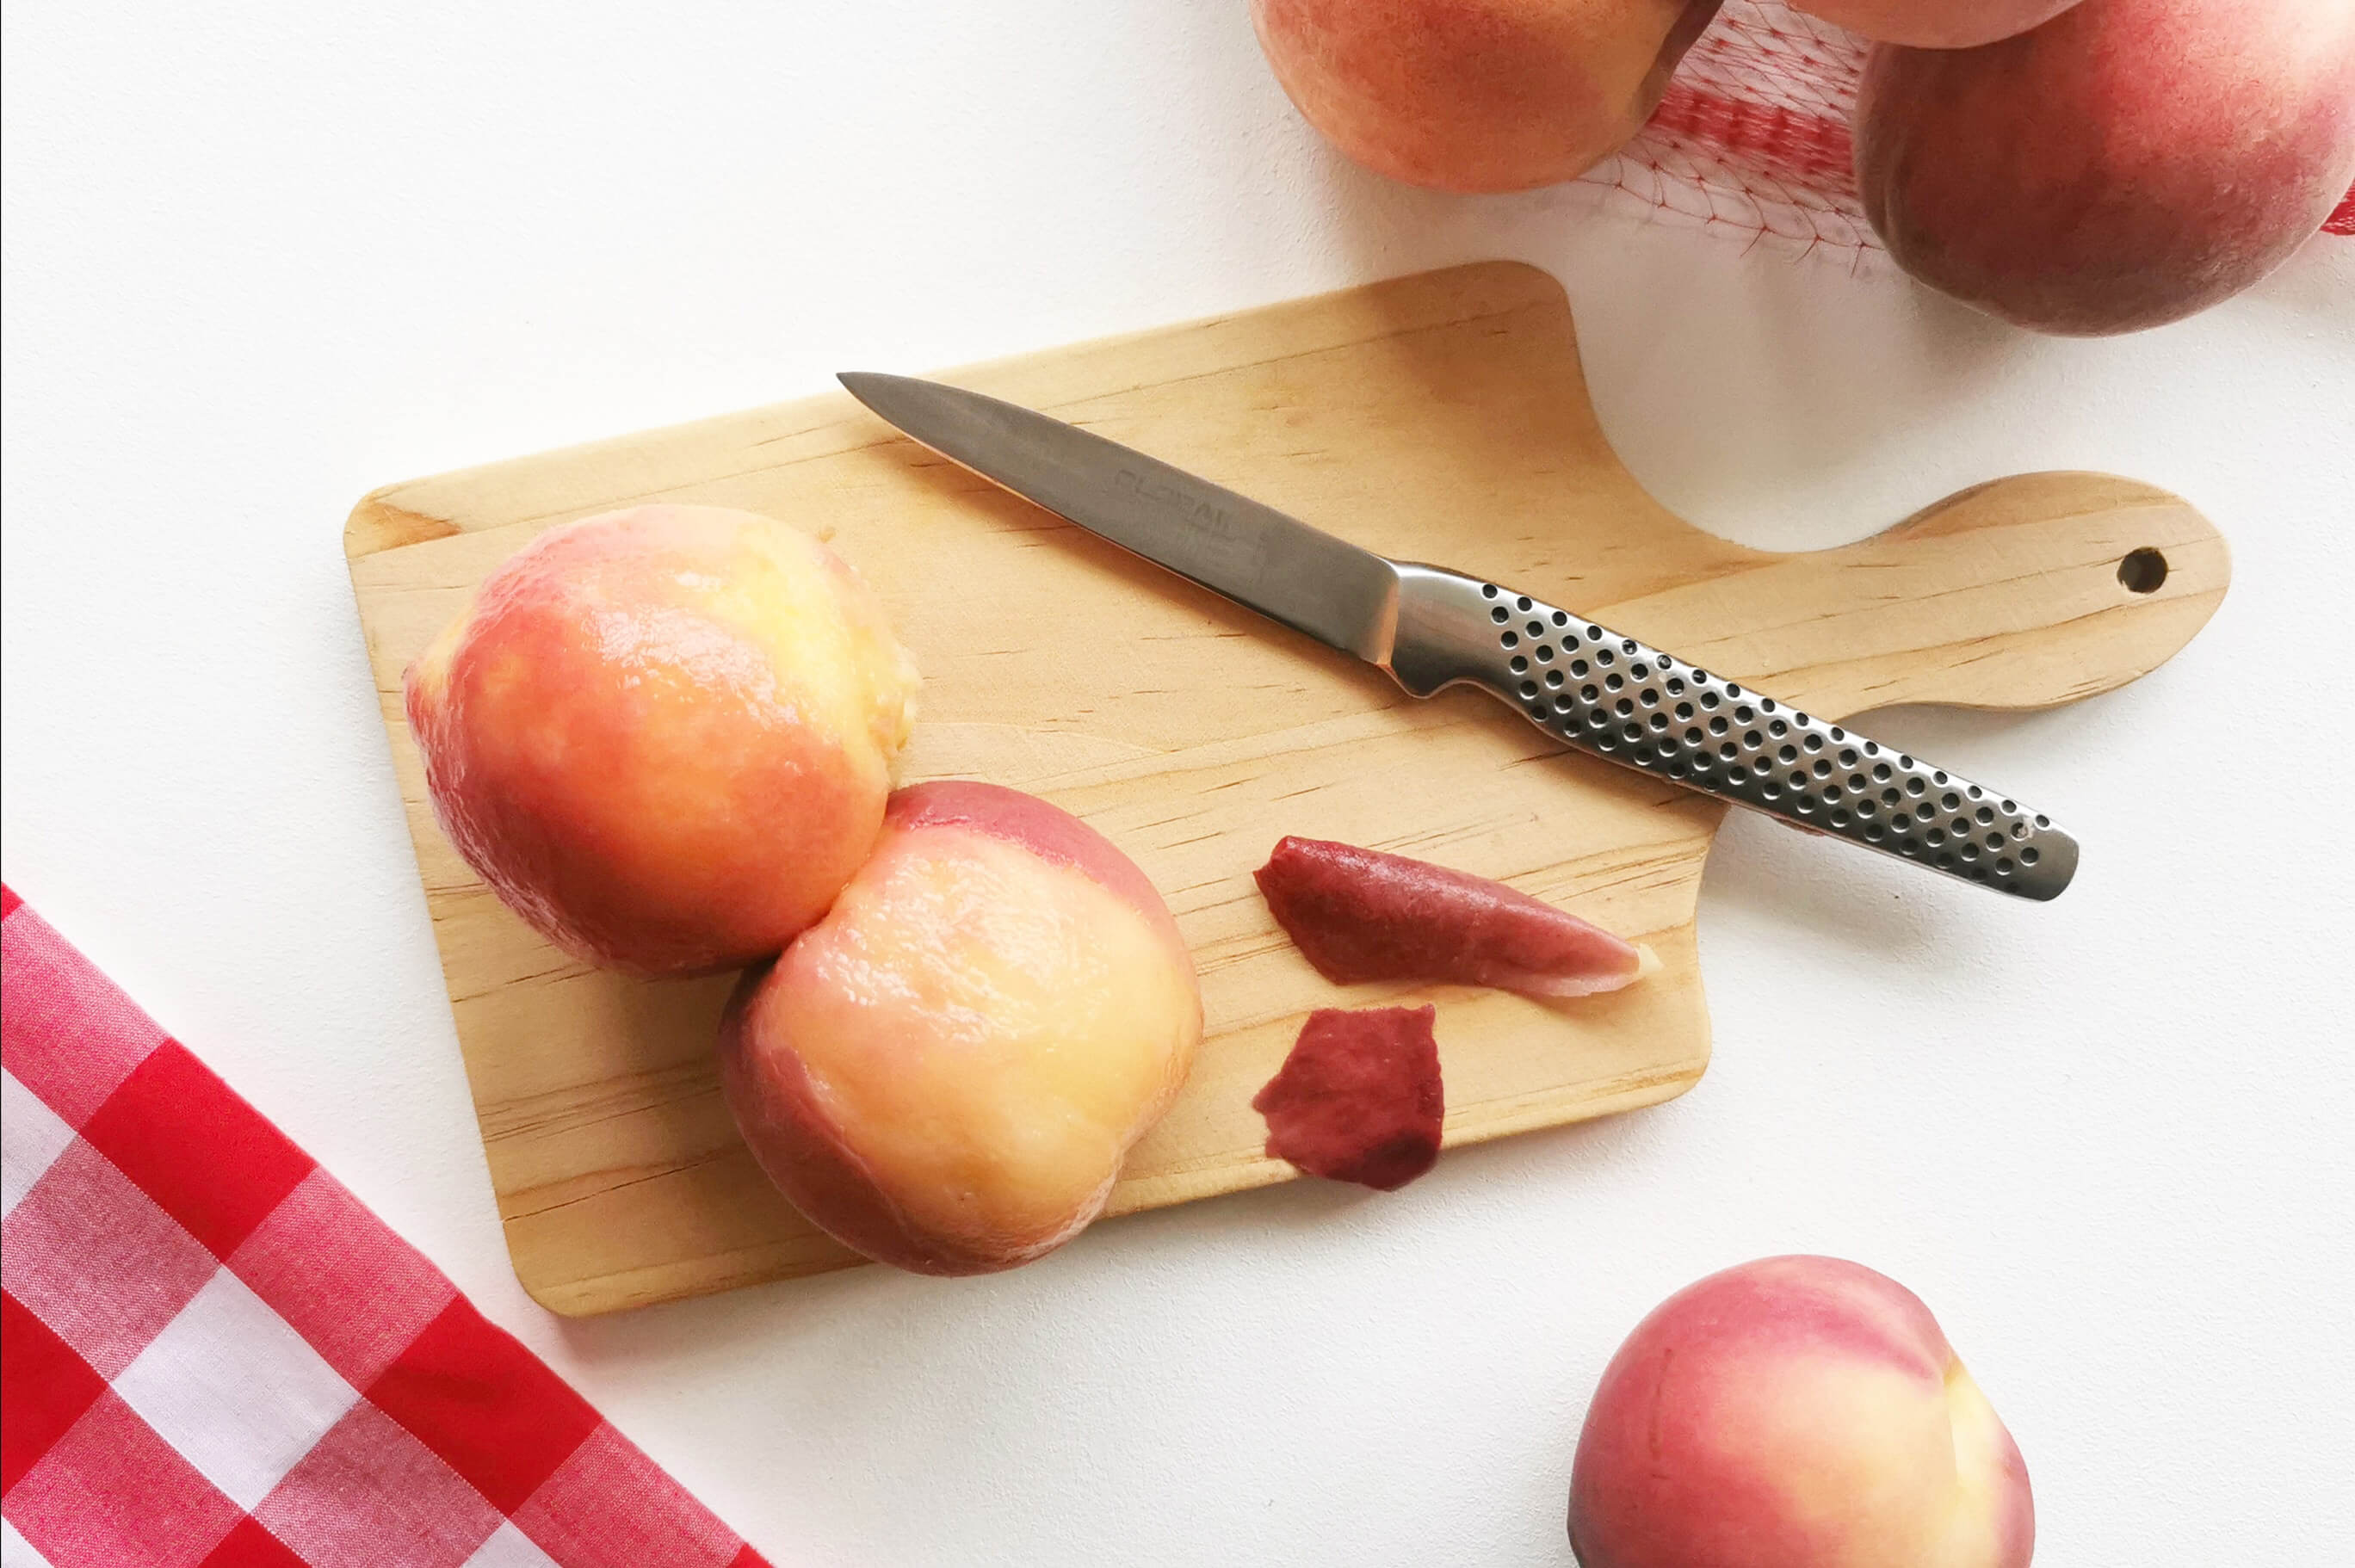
[0,886,772,1568]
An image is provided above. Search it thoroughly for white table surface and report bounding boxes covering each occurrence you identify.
[6,4,2352,1564]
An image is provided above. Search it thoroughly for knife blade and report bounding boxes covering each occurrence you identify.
[838,371,2079,901]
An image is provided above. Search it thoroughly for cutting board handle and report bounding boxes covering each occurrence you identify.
[1602,472,2230,722]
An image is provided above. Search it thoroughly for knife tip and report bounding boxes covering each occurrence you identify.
[838,370,910,412]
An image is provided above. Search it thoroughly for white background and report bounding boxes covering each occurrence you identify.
[6,3,2352,1564]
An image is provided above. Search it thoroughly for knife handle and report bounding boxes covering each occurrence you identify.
[1381,565,2079,900]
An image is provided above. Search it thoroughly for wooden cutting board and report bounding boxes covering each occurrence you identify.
[347,262,2228,1316]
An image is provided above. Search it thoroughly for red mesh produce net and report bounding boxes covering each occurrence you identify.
[1585,0,2355,255]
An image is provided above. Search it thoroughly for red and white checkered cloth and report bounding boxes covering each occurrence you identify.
[0,886,772,1568]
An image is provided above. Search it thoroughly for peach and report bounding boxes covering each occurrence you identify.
[405,503,919,976]
[719,782,1202,1275]
[1856,0,2355,334]
[1790,0,2080,48]
[1568,1256,2032,1568]
[1251,0,1726,192]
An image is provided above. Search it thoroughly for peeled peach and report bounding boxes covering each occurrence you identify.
[1568,1256,2033,1568]
[1791,0,2080,47]
[1251,0,1725,193]
[1856,0,2355,334]
[719,782,1202,1275]
[405,503,918,976]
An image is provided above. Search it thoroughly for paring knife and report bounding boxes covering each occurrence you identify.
[838,372,2080,901]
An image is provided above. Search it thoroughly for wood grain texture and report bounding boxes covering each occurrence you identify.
[346,262,2228,1315]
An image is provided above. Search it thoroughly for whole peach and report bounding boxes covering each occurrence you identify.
[1568,1256,2033,1568]
[1791,0,2080,47]
[1856,0,2355,334]
[405,504,918,976]
[720,782,1202,1275]
[1252,0,1725,192]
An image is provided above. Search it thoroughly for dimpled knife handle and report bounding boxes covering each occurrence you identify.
[1380,564,2080,900]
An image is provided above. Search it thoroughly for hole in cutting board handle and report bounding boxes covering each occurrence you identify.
[2117,548,2169,594]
